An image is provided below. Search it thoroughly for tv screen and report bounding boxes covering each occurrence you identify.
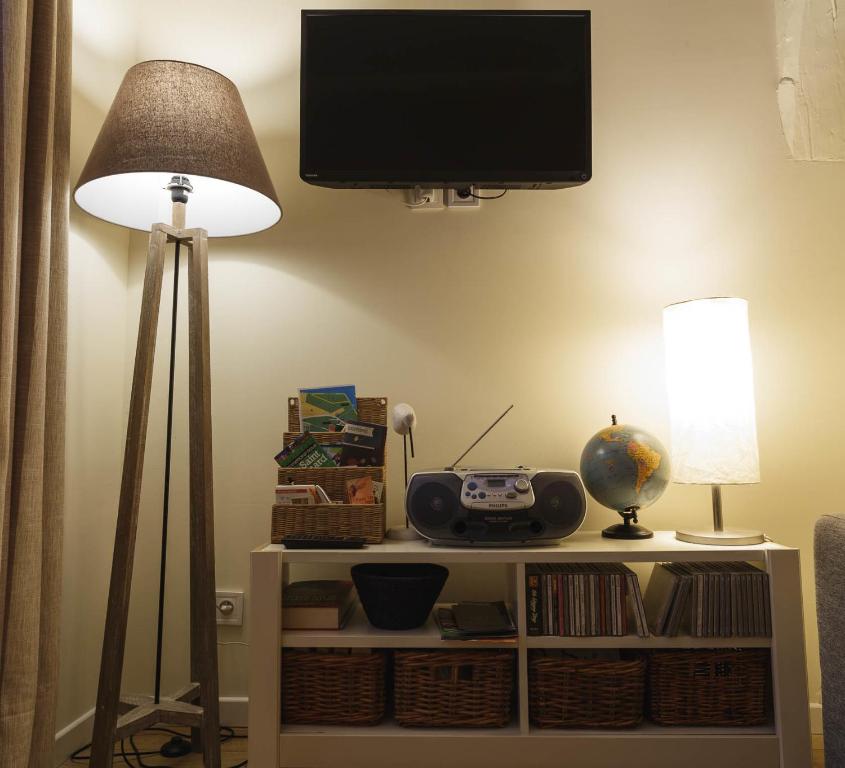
[300,10,591,189]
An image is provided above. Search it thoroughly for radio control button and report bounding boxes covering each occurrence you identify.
[467,482,478,491]
[506,491,518,499]
[514,479,530,493]
[465,492,471,497]
[478,492,486,499]
[471,494,477,499]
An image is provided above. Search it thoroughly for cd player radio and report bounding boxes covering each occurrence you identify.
[406,468,586,546]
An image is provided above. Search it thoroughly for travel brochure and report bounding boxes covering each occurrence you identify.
[299,385,358,433]
[274,385,386,507]
[274,478,383,506]
[275,385,386,470]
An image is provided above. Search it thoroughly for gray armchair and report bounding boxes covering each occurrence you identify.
[815,514,845,766]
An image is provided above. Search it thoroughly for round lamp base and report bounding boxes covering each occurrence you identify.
[602,522,653,540]
[675,528,765,546]
[386,526,423,541]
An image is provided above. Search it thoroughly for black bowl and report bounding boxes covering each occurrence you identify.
[351,563,449,630]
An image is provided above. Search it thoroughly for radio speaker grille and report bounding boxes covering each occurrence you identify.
[408,480,460,529]
[534,477,584,529]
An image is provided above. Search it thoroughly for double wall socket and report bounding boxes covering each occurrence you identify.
[405,186,481,210]
[215,590,244,626]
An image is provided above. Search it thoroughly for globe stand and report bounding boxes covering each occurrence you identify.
[602,507,653,539]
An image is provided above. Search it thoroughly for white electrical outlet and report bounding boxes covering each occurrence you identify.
[215,591,244,626]
[445,187,480,208]
[405,187,444,209]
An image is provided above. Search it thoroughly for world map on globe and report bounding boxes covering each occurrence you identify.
[579,422,671,513]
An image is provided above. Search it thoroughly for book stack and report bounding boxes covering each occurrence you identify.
[525,564,649,638]
[282,579,358,630]
[643,562,771,637]
[435,601,518,643]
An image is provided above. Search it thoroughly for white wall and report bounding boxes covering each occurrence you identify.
[57,2,135,742]
[59,207,127,731]
[64,0,845,736]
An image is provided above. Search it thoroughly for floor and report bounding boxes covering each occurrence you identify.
[814,734,825,767]
[62,727,247,766]
[62,729,825,767]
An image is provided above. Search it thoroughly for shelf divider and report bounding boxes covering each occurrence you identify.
[514,563,529,735]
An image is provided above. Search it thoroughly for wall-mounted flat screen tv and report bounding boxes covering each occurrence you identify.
[300,10,591,189]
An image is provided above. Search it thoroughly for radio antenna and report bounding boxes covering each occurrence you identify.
[450,404,514,468]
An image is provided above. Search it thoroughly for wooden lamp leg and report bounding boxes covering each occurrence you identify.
[187,229,222,768]
[89,227,168,767]
[90,223,221,768]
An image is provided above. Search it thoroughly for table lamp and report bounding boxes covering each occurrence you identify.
[74,60,280,768]
[662,297,764,546]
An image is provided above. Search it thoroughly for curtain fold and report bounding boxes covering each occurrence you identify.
[0,0,70,765]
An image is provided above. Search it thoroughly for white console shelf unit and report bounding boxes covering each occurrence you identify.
[248,531,811,768]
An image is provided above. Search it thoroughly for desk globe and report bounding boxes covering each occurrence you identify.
[580,416,670,539]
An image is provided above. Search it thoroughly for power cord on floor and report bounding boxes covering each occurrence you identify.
[70,742,162,762]
[69,725,247,767]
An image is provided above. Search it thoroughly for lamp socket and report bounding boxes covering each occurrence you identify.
[215,591,244,626]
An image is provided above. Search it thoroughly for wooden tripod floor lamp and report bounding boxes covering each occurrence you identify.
[73,60,281,768]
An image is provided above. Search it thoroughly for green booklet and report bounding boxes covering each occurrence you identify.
[275,432,336,469]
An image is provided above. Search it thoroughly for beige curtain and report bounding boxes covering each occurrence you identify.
[0,0,70,766]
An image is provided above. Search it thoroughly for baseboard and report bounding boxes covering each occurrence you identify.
[53,697,248,766]
[53,707,94,767]
[810,701,823,735]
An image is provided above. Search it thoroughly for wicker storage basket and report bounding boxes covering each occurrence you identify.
[646,649,771,726]
[272,396,387,544]
[281,650,386,726]
[528,652,645,728]
[394,650,515,728]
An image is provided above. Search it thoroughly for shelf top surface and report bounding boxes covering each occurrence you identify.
[258,530,790,562]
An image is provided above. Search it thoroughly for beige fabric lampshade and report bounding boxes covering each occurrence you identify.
[663,297,761,485]
[74,60,281,237]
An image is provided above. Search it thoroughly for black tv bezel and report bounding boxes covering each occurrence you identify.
[299,9,592,190]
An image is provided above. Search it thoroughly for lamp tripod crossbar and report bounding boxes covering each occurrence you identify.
[89,202,221,768]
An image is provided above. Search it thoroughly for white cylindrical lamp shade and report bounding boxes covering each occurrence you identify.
[663,297,760,485]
